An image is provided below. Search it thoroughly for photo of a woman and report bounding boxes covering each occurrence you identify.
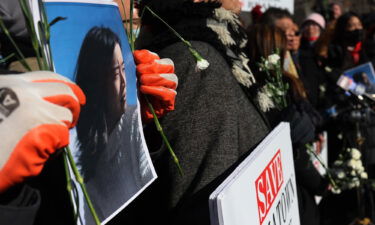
[74,26,155,223]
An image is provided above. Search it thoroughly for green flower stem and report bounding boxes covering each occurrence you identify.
[120,0,130,42]
[62,151,79,222]
[0,53,15,64]
[19,0,45,70]
[65,147,101,225]
[128,4,182,176]
[0,17,32,71]
[276,63,287,108]
[188,47,202,60]
[145,96,184,176]
[306,144,338,190]
[129,0,135,51]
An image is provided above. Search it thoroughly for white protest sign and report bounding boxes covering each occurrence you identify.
[241,0,294,14]
[210,122,300,225]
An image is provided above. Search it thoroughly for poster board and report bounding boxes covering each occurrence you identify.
[241,0,294,14]
[343,62,375,84]
[209,122,300,225]
[41,1,157,224]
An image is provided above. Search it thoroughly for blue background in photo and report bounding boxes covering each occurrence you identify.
[45,2,137,105]
[344,62,375,84]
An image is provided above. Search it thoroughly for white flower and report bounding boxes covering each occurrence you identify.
[337,133,343,140]
[337,171,346,179]
[348,182,356,189]
[334,160,343,166]
[324,66,333,73]
[267,54,280,66]
[361,172,368,179]
[351,170,357,176]
[196,59,209,70]
[319,84,326,93]
[357,165,365,173]
[355,180,361,187]
[354,160,362,169]
[347,159,357,169]
[331,187,341,194]
[263,60,271,69]
[350,148,361,160]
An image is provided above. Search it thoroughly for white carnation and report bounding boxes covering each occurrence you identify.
[267,54,280,66]
[348,182,356,189]
[361,172,368,179]
[196,59,210,70]
[357,165,365,173]
[354,160,362,169]
[334,160,343,166]
[337,171,345,179]
[347,159,357,169]
[331,188,341,194]
[350,148,361,160]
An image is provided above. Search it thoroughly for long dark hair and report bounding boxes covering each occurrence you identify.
[333,12,362,46]
[247,24,306,100]
[75,26,121,181]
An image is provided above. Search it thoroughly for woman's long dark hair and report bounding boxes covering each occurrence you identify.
[247,24,307,100]
[75,26,120,181]
[333,12,361,46]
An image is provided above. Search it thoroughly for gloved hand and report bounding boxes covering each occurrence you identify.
[0,71,86,193]
[134,49,178,121]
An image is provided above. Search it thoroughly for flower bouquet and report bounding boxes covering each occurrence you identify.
[330,148,368,194]
[258,51,289,110]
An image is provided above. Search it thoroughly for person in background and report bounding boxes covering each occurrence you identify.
[301,13,325,46]
[260,7,300,78]
[247,24,327,225]
[325,12,367,80]
[328,2,342,23]
[299,13,327,108]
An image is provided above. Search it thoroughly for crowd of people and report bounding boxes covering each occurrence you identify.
[1,0,375,225]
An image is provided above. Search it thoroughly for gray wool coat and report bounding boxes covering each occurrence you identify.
[120,40,269,225]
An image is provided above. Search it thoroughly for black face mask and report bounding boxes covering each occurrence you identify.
[344,29,364,46]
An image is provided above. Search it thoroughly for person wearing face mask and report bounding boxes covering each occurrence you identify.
[320,12,368,115]
[325,12,367,75]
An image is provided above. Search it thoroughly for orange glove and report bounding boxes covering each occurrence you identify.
[0,71,86,193]
[134,49,178,121]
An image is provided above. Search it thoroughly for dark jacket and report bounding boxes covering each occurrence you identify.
[299,39,327,109]
[0,154,75,225]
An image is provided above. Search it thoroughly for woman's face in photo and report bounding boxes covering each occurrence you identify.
[107,43,126,120]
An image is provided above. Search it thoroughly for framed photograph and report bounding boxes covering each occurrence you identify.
[41,1,157,224]
[342,62,375,95]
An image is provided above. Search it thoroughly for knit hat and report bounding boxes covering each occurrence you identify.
[303,13,325,29]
